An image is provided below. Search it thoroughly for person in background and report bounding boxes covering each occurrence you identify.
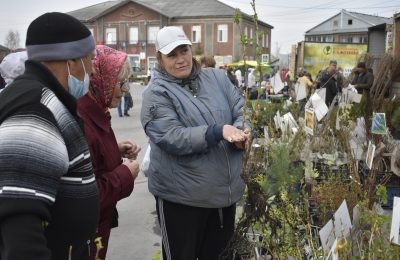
[279,67,288,82]
[0,51,28,92]
[117,81,131,117]
[235,67,243,87]
[227,67,239,88]
[285,69,293,83]
[247,68,256,88]
[0,12,99,260]
[315,60,344,90]
[321,65,338,106]
[305,71,313,83]
[351,61,374,95]
[199,55,216,68]
[247,68,258,99]
[141,26,250,260]
[123,85,133,116]
[77,45,140,260]
[259,80,267,99]
[297,70,313,97]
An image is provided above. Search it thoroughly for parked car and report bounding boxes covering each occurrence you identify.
[129,66,147,82]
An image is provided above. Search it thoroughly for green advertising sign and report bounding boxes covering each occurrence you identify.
[303,42,368,79]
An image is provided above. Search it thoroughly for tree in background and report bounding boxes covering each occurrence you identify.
[4,30,20,51]
[274,41,281,57]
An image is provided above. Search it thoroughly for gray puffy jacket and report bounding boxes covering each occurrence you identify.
[140,63,247,208]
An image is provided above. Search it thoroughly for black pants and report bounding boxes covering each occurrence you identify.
[155,197,236,260]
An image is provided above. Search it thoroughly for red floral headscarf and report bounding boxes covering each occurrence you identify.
[89,45,127,110]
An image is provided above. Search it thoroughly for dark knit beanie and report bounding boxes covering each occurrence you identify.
[357,62,366,69]
[26,12,95,61]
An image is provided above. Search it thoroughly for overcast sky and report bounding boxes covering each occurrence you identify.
[0,0,399,54]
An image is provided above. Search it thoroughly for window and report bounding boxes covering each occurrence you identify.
[347,36,353,43]
[363,36,368,43]
[129,27,138,44]
[250,27,253,39]
[262,33,265,47]
[105,28,117,44]
[266,33,269,48]
[128,55,140,69]
[148,57,158,74]
[348,19,352,25]
[89,28,94,35]
[192,25,201,43]
[148,26,159,44]
[353,36,360,43]
[333,20,338,27]
[244,26,248,38]
[218,24,228,42]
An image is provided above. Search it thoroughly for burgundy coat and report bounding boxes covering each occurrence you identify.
[78,94,134,260]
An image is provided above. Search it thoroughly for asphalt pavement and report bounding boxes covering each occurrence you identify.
[106,83,161,260]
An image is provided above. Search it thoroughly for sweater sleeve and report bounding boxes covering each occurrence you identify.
[0,108,69,259]
[205,124,224,146]
[95,164,134,210]
[0,199,52,260]
[81,122,134,211]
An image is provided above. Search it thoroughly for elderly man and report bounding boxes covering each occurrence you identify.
[315,60,344,90]
[0,12,99,260]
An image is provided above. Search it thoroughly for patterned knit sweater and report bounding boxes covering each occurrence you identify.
[0,61,99,260]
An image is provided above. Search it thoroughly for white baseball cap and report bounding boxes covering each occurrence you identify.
[155,26,192,55]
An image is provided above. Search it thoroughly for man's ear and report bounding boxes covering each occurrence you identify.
[66,59,77,68]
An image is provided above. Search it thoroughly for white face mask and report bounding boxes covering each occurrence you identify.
[67,58,90,99]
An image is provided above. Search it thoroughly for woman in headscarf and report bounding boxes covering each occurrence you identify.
[77,45,140,260]
[0,51,28,92]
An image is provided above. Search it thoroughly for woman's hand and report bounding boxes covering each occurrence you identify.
[223,125,251,150]
[119,139,141,159]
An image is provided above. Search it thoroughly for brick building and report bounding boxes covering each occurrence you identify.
[68,0,273,73]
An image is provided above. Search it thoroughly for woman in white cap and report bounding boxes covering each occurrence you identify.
[141,26,250,260]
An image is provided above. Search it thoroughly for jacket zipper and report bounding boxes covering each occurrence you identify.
[221,142,232,205]
[188,82,233,205]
